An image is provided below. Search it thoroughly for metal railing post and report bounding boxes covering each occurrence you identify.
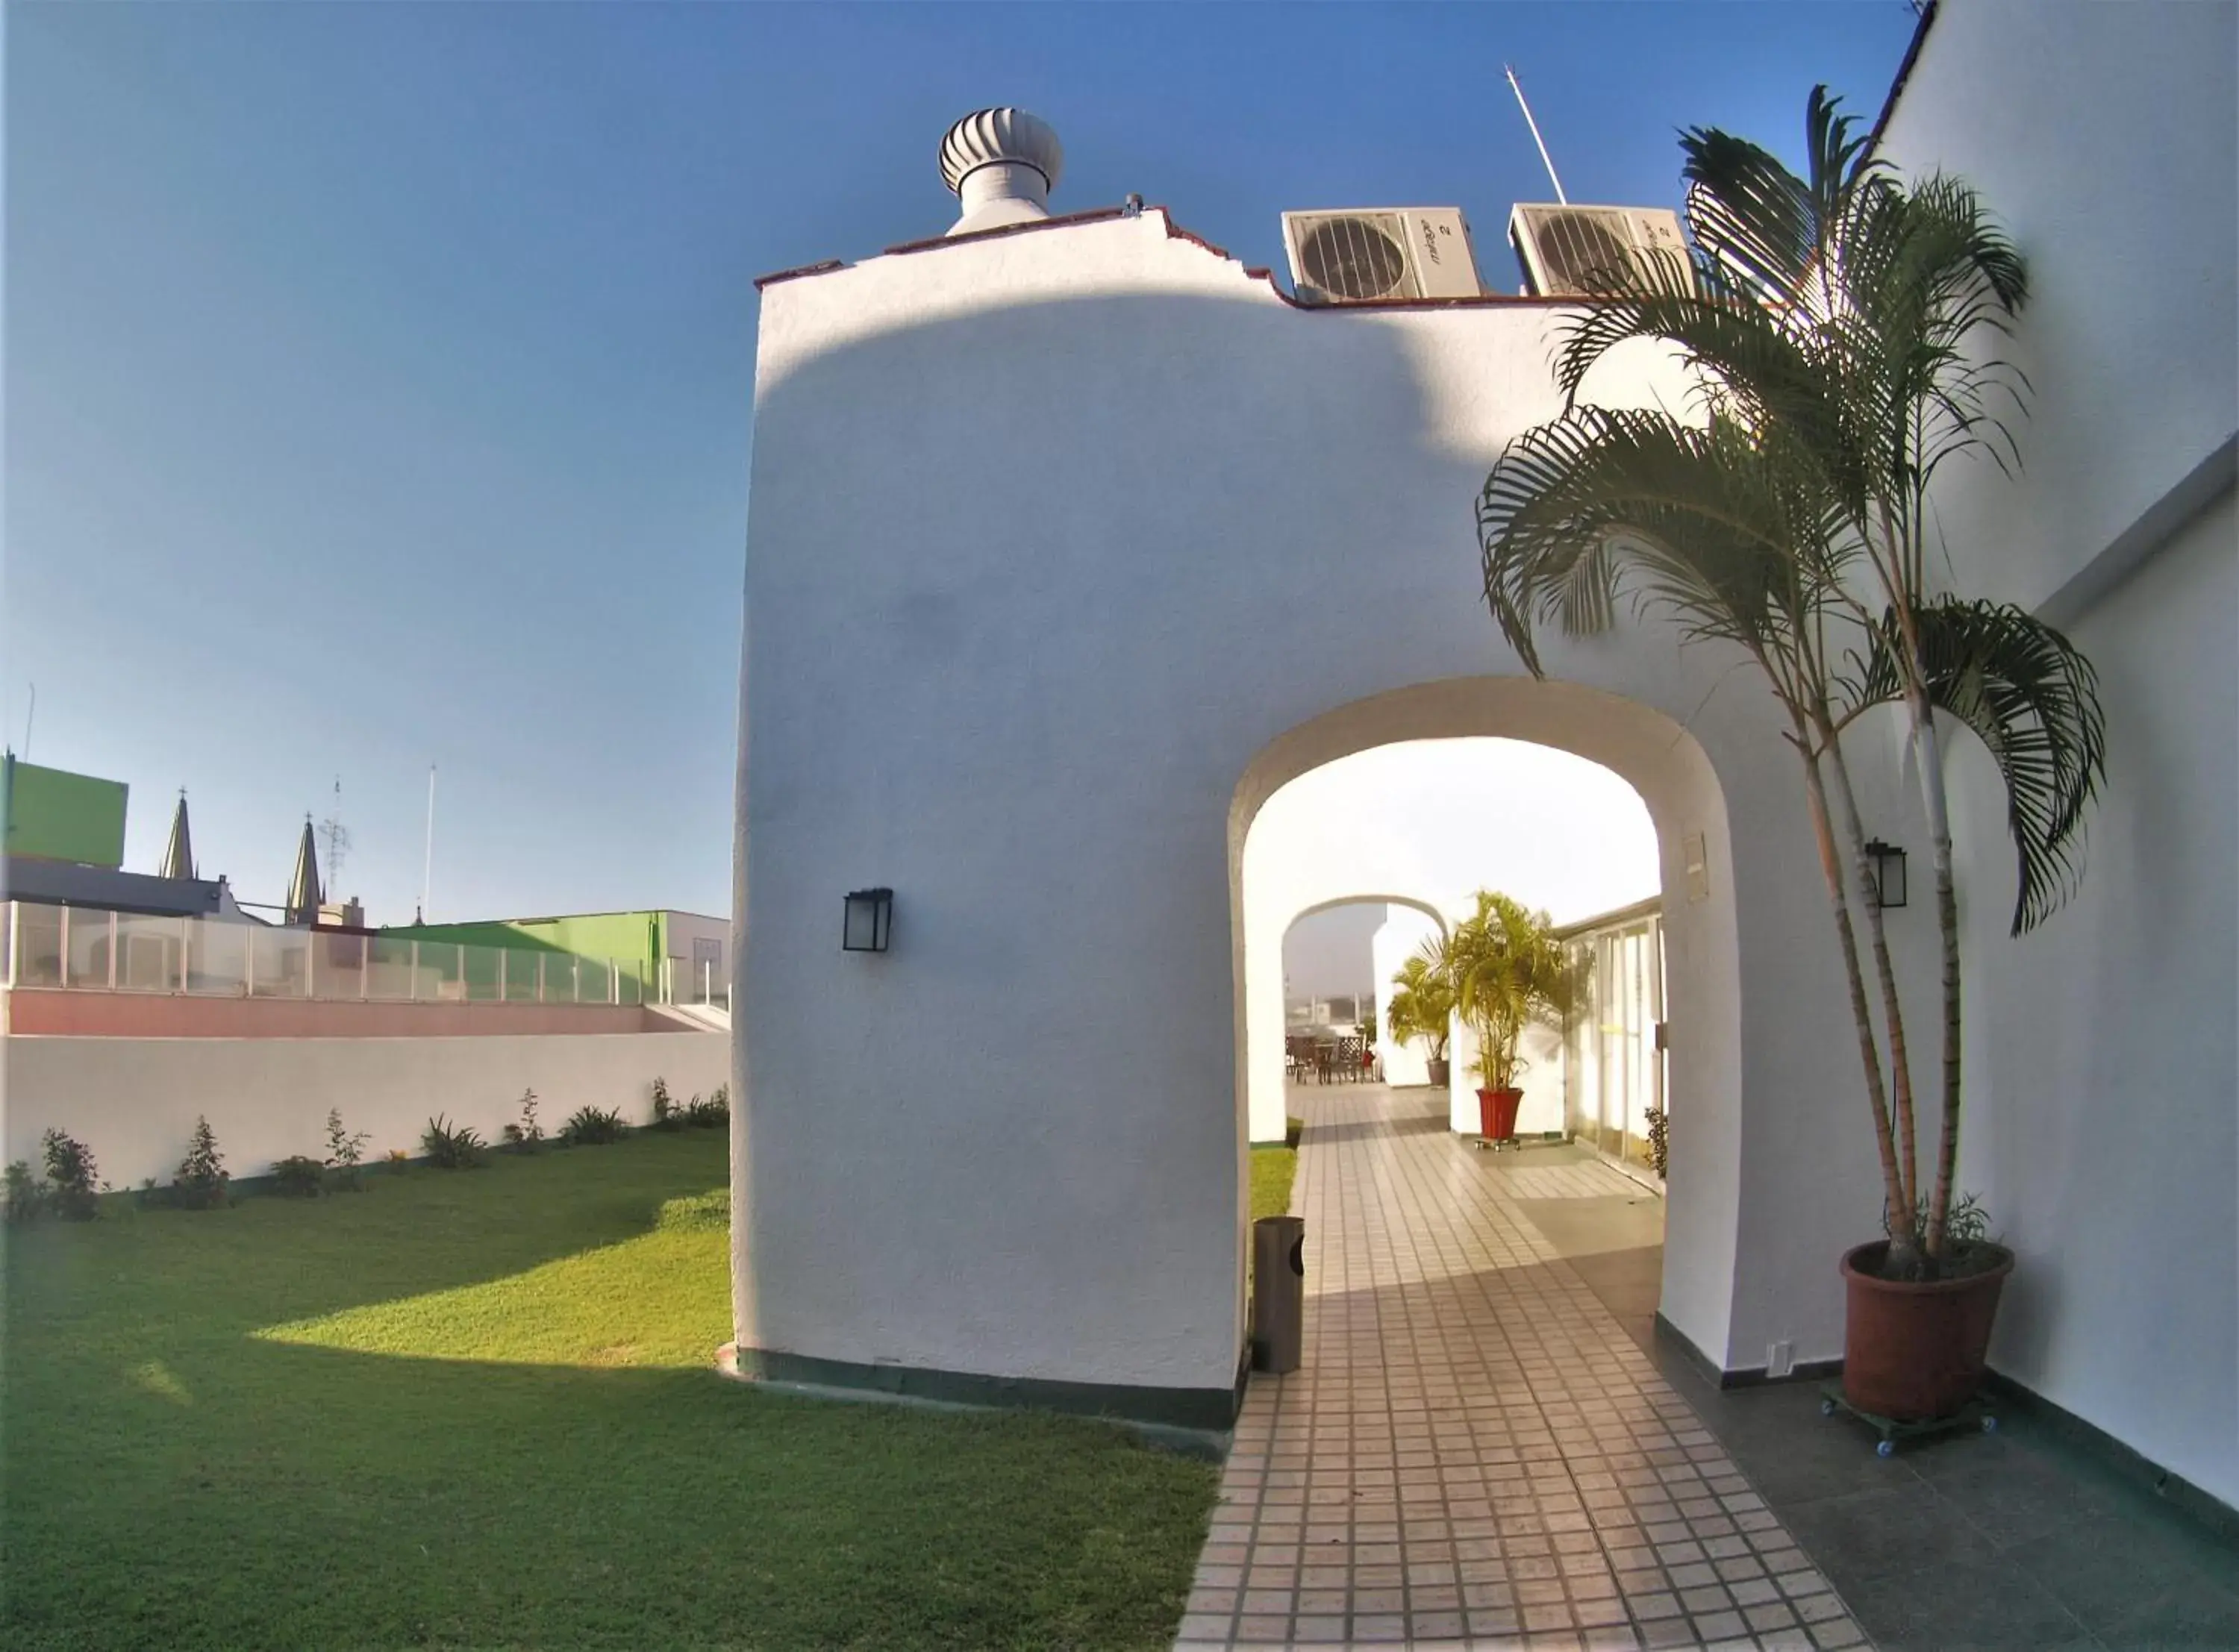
[244,924,255,998]
[610,958,619,1007]
[537,952,546,1004]
[497,946,507,1003]
[179,916,191,993]
[410,939,421,1002]
[57,904,70,989]
[4,900,17,989]
[360,936,369,1001]
[305,927,316,1000]
[107,910,118,989]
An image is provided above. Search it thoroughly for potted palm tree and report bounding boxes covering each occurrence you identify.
[1478,89,2105,1424]
[1449,892,1578,1145]
[1385,945,1455,1086]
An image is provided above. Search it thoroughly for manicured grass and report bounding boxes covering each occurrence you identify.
[1250,1142,1298,1223]
[2,1133,1220,1650]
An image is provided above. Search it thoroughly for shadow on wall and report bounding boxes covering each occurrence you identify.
[737,278,1826,1399]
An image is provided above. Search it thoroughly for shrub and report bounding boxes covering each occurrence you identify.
[172,1117,230,1210]
[559,1105,628,1147]
[421,1115,490,1170]
[4,1160,48,1224]
[324,1108,371,1190]
[270,1155,328,1198]
[1645,1105,1669,1180]
[42,1130,101,1220]
[684,1084,729,1129]
[502,1088,544,1153]
[649,1077,686,1132]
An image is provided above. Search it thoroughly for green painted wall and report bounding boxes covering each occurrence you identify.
[383,910,666,989]
[1,757,128,868]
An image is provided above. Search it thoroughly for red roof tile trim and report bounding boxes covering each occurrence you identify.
[754,259,849,292]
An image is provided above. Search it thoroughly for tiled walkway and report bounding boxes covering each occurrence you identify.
[1179,1083,1870,1651]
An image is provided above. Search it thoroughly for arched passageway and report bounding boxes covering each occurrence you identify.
[1229,676,1739,1351]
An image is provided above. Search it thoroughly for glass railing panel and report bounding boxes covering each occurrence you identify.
[64,910,113,988]
[366,936,415,1000]
[185,916,248,995]
[116,913,185,992]
[13,902,64,987]
[503,949,544,1003]
[460,943,502,1003]
[252,927,310,999]
[314,930,368,1001]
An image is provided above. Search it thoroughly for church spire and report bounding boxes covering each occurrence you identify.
[157,789,196,880]
[285,815,322,924]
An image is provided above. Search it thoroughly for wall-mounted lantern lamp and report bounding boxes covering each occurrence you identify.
[1864,840,1908,910]
[842,887,893,953]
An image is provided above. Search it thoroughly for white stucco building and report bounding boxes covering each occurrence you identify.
[733,0,2235,1512]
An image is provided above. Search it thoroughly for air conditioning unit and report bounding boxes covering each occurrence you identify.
[1508,204,1687,297]
[1281,207,1484,305]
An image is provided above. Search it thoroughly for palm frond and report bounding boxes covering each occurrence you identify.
[1478,404,1847,684]
[1837,598,2106,933]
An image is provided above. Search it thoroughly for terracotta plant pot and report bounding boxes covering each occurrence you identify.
[1840,1240,2014,1422]
[1476,1086,1523,1142]
[1426,1057,1450,1088]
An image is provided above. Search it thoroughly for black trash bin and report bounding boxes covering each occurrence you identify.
[1251,1215,1305,1373]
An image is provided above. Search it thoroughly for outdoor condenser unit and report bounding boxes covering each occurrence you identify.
[1507,204,1687,297]
[1280,207,1484,305]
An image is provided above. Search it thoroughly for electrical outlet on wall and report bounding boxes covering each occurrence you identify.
[1766,1339,1795,1379]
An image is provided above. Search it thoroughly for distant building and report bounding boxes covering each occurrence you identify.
[1,756,245,920]
[382,908,729,1003]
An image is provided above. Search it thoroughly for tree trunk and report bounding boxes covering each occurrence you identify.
[1909,697,1965,1263]
[1817,720,1921,1227]
[1799,741,1917,1269]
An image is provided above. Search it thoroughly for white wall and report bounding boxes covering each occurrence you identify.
[737,207,1903,1403]
[1879,0,2238,1506]
[1371,905,1440,1086]
[3,1030,727,1189]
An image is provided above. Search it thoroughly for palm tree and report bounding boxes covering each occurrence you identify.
[1477,88,2105,1278]
[1448,892,1581,1092]
[1385,945,1455,1066]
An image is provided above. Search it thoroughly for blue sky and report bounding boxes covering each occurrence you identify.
[4,3,1916,924]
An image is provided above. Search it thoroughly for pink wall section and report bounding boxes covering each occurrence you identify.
[3,989,682,1039]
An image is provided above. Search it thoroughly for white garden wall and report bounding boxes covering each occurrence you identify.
[2,1030,727,1189]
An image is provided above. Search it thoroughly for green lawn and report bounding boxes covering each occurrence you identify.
[1,1132,1220,1651]
[1250,1142,1297,1223]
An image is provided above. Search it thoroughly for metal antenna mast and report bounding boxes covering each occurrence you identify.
[1505,63,1569,204]
[418,765,437,924]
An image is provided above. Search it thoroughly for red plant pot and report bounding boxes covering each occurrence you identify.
[1476,1086,1523,1142]
[1840,1240,2014,1422]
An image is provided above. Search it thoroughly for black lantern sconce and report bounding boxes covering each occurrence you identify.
[1864,840,1908,910]
[842,887,893,953]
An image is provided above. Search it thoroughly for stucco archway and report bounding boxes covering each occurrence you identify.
[1228,675,1741,1347]
[1268,892,1453,1096]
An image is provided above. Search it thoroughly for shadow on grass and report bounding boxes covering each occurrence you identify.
[2,1130,1219,1651]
